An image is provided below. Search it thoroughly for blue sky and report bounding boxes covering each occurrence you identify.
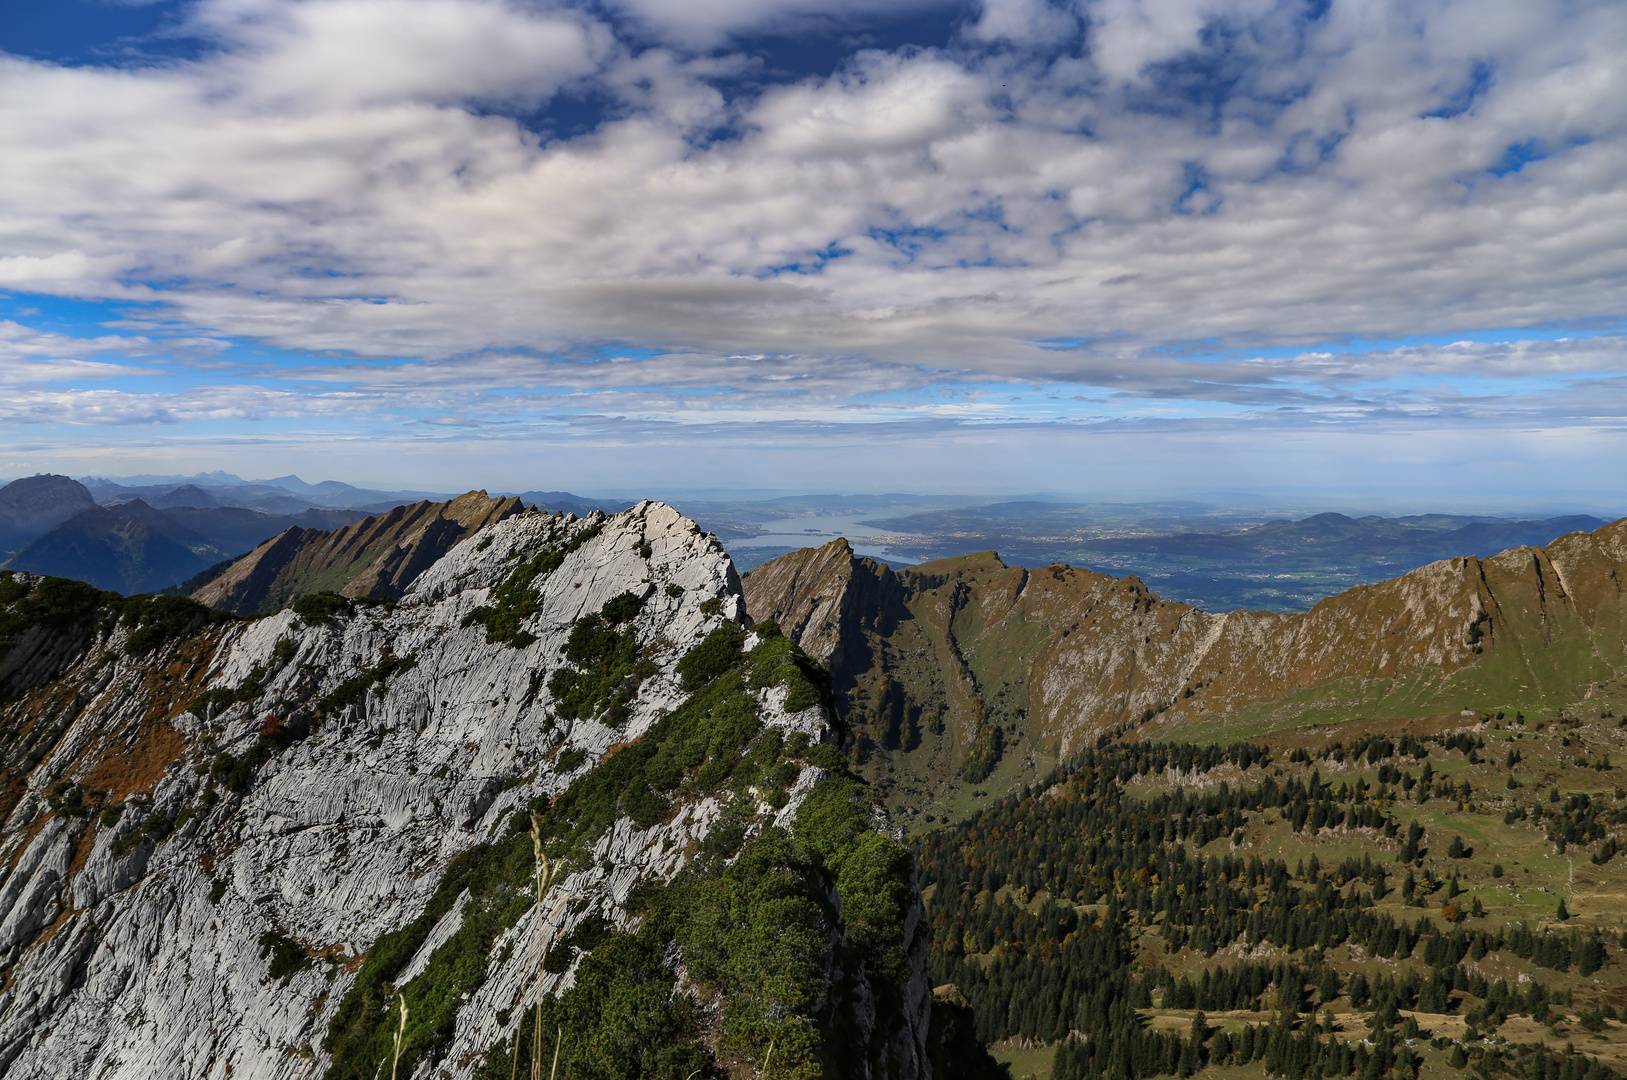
[1,0,1624,506]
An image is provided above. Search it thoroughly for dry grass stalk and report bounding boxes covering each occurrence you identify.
[509,813,570,1080]
[389,994,408,1080]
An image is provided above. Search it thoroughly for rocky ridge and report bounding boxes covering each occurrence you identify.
[744,520,1627,805]
[192,490,524,614]
[0,502,970,1079]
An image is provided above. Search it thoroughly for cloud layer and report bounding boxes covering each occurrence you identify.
[1,0,1625,497]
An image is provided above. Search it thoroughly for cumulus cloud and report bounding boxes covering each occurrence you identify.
[196,0,608,107]
[0,0,1625,496]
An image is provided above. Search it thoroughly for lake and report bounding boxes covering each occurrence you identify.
[724,514,920,567]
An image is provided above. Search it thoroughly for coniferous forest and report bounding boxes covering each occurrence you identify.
[912,726,1627,1080]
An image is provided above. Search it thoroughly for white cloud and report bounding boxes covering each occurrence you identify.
[967,0,1079,45]
[197,0,608,107]
[0,0,1624,496]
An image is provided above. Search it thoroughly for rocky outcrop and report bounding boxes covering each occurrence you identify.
[193,489,524,613]
[0,475,97,558]
[747,519,1627,797]
[741,537,907,689]
[0,502,966,1079]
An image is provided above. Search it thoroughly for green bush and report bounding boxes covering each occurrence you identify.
[547,613,654,724]
[745,633,827,712]
[600,590,647,625]
[48,780,89,818]
[959,723,1003,783]
[259,929,309,983]
[676,623,745,692]
[0,571,28,605]
[0,575,118,660]
[112,809,175,856]
[120,593,232,656]
[464,524,605,648]
[292,591,353,624]
[187,687,237,719]
[315,654,416,718]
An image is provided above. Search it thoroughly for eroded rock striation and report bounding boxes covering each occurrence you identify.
[193,490,524,614]
[0,503,985,1079]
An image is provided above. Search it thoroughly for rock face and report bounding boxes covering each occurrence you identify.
[0,503,970,1080]
[194,490,524,614]
[741,537,906,689]
[0,475,98,558]
[745,519,1627,804]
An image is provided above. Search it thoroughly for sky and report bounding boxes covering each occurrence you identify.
[0,0,1624,506]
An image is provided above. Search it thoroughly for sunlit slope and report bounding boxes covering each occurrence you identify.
[744,519,1627,813]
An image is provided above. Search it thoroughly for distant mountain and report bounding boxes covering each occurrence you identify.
[1,501,374,595]
[858,504,1613,611]
[258,475,453,506]
[81,475,452,516]
[258,473,319,495]
[159,506,370,556]
[78,470,248,489]
[192,490,524,613]
[0,475,99,557]
[4,499,226,594]
[144,483,231,510]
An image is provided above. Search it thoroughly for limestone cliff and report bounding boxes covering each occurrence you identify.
[740,537,907,689]
[744,520,1627,807]
[193,490,524,614]
[0,503,984,1079]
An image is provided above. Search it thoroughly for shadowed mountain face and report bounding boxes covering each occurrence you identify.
[192,490,524,613]
[2,501,373,596]
[4,500,221,594]
[0,475,98,557]
[743,518,1627,817]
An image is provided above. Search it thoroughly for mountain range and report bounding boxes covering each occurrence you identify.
[857,504,1611,612]
[743,516,1627,818]
[2,498,1627,1078]
[0,501,997,1080]
[0,475,624,595]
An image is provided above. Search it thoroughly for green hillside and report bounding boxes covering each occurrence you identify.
[913,708,1627,1080]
